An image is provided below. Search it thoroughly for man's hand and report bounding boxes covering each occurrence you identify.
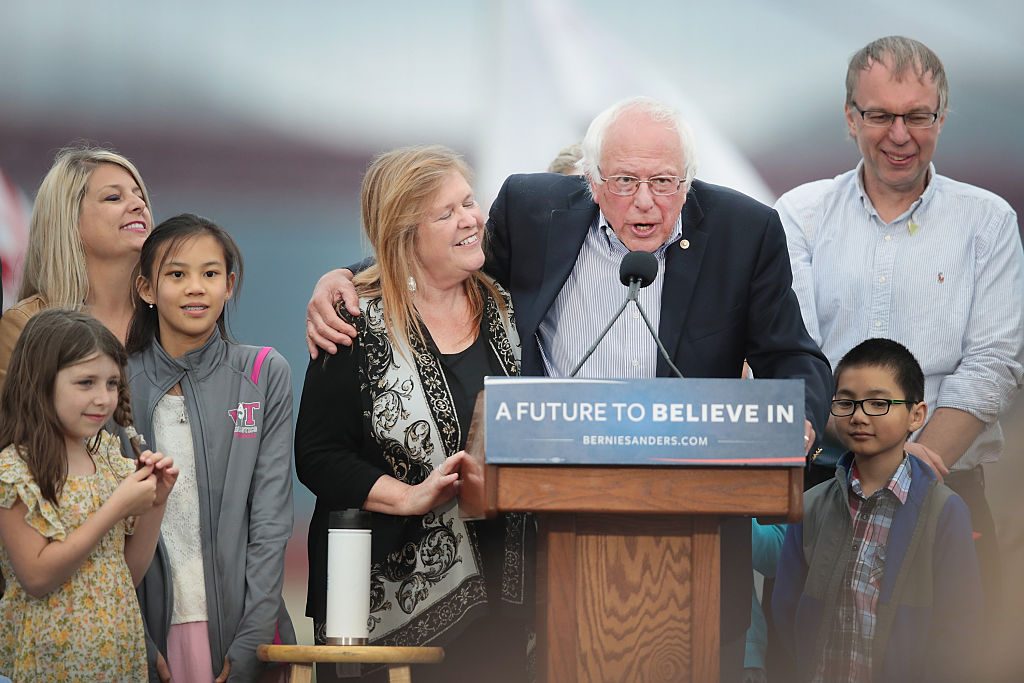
[803,419,816,455]
[306,268,360,358]
[904,441,949,481]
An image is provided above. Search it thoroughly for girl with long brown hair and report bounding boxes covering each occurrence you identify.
[0,309,176,681]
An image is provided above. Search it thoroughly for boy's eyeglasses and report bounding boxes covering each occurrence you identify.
[830,398,915,417]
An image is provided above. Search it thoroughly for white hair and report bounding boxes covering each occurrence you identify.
[576,96,699,195]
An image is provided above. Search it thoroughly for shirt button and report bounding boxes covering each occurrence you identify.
[851,542,858,550]
[884,234,893,242]
[879,276,887,283]
[632,359,640,368]
[874,321,881,328]
[632,309,640,319]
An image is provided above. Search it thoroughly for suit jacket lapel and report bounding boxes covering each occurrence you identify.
[521,187,597,337]
[657,186,708,376]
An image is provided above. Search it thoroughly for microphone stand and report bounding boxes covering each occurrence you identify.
[569,278,685,379]
[568,279,641,377]
[633,298,684,379]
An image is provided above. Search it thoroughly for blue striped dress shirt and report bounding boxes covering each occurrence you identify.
[537,211,682,378]
[777,163,1024,470]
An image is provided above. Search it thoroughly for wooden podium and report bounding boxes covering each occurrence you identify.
[460,397,803,683]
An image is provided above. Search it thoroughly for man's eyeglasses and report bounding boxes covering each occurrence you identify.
[599,172,685,196]
[851,103,940,129]
[830,398,916,417]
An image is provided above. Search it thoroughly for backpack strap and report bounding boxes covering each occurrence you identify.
[250,346,273,385]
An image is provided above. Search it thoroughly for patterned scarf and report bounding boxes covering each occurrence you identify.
[356,282,526,647]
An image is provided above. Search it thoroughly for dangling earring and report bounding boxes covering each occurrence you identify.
[407,276,417,293]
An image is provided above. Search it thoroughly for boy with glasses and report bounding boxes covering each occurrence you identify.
[772,338,981,683]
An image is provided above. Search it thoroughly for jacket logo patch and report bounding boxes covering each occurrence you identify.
[228,401,261,437]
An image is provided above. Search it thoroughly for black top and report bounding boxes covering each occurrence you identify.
[432,327,497,446]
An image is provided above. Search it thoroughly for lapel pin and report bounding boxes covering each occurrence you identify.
[679,239,690,250]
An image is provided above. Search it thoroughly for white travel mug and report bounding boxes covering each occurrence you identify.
[325,509,372,645]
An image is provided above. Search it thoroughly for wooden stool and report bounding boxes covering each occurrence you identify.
[257,644,445,683]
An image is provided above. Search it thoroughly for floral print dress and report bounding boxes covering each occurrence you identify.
[0,433,147,682]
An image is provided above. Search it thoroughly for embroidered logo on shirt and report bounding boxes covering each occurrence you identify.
[228,401,261,437]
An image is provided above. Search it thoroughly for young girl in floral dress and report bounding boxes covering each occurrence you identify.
[0,309,176,682]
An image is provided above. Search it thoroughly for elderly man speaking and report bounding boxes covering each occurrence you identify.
[307,96,832,680]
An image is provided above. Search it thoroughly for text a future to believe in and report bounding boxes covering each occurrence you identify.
[492,401,796,424]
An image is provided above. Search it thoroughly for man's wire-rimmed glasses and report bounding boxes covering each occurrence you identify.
[598,171,684,196]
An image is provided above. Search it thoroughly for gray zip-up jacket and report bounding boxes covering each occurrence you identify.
[123,333,296,682]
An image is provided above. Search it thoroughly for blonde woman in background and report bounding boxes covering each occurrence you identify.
[0,146,152,392]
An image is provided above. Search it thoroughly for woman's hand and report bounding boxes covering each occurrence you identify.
[110,465,158,518]
[306,268,360,358]
[137,450,179,506]
[399,451,466,516]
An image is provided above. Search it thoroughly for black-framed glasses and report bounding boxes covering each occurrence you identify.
[830,398,915,417]
[851,103,940,129]
[598,171,684,196]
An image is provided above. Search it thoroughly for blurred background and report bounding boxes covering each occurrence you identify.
[2,0,1021,675]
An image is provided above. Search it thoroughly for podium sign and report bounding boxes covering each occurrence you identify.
[484,377,805,466]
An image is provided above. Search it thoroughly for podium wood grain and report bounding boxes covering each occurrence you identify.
[537,514,720,683]
[495,465,800,517]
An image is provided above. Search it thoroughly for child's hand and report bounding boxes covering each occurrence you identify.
[214,656,230,682]
[155,652,172,683]
[138,450,179,506]
[110,466,158,518]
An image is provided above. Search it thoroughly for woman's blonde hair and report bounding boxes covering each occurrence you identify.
[353,145,504,350]
[19,145,151,306]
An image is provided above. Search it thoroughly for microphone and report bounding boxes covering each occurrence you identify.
[569,251,684,378]
[619,250,659,287]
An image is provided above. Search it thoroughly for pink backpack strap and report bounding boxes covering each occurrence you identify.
[250,346,273,385]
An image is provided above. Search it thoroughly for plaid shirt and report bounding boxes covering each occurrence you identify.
[815,455,912,683]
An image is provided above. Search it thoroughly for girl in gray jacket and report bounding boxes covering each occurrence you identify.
[125,214,295,682]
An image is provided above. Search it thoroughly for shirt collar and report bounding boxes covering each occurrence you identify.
[854,159,939,224]
[596,211,683,259]
[849,454,912,504]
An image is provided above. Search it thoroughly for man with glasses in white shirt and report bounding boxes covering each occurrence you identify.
[776,36,1024,628]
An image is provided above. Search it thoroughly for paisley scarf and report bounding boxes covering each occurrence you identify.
[355,281,526,647]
